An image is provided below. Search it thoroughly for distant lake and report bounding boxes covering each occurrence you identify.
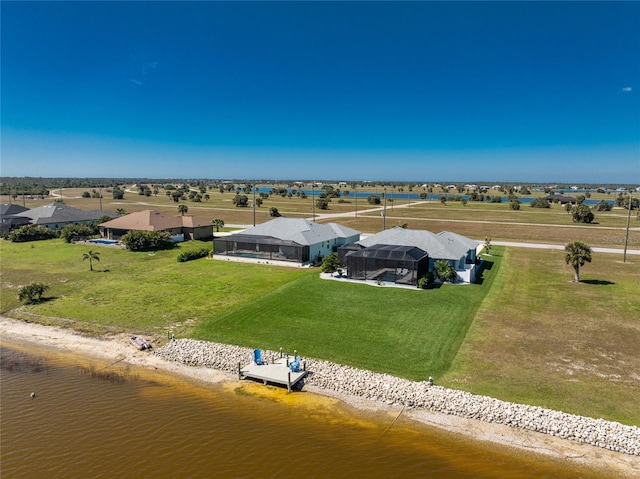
[257,188,614,205]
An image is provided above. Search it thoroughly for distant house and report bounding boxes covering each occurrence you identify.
[99,210,212,241]
[544,194,577,205]
[339,227,479,285]
[213,217,360,264]
[17,203,114,231]
[0,203,31,235]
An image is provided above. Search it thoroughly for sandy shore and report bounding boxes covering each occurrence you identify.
[1,316,638,477]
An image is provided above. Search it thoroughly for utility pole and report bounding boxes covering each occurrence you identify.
[312,183,315,221]
[354,183,358,218]
[253,184,256,227]
[99,184,103,211]
[623,191,633,263]
[383,187,387,230]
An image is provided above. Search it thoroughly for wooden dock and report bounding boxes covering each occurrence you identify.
[239,357,307,392]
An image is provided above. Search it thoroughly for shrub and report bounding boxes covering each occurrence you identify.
[571,204,595,224]
[434,260,457,283]
[320,253,341,273]
[367,195,381,205]
[417,272,435,289]
[316,198,329,210]
[177,248,211,262]
[509,200,521,210]
[18,282,50,304]
[59,224,97,243]
[120,230,174,251]
[592,200,613,212]
[530,197,550,208]
[8,225,57,242]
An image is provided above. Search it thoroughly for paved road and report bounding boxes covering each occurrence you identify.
[491,241,640,256]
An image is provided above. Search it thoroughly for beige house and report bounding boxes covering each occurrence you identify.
[99,210,212,241]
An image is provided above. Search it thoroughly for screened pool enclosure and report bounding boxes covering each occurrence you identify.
[213,234,309,263]
[339,244,429,286]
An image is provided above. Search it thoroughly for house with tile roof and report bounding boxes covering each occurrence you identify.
[339,227,479,284]
[99,210,212,241]
[213,217,360,264]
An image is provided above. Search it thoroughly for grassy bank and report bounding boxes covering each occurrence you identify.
[0,238,497,380]
[1,237,638,425]
[442,248,640,426]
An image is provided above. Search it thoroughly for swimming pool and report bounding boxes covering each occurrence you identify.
[88,239,119,245]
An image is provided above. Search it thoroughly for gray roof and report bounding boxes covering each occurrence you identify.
[1,203,29,216]
[22,203,113,225]
[358,227,478,261]
[237,218,360,246]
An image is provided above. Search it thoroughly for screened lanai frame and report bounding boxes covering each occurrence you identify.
[213,234,309,263]
[343,244,429,285]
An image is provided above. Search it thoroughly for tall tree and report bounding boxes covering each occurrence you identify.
[82,250,100,271]
[564,241,592,283]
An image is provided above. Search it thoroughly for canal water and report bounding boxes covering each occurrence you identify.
[1,342,608,478]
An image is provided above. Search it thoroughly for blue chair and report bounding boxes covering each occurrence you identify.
[289,356,301,372]
[253,349,267,365]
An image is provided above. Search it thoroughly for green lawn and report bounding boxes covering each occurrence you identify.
[1,238,497,380]
[192,257,498,379]
[2,236,638,425]
[0,239,309,334]
[442,248,640,425]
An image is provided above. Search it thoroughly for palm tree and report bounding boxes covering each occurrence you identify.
[82,250,100,271]
[211,218,224,232]
[564,241,592,282]
[116,208,126,216]
[178,204,188,216]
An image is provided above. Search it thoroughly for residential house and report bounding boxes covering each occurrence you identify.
[0,203,31,235]
[339,227,479,285]
[213,217,360,264]
[99,210,212,241]
[18,203,113,231]
[543,194,577,205]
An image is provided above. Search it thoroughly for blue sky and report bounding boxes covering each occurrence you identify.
[1,1,638,183]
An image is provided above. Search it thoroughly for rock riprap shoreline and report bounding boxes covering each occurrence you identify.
[154,339,640,457]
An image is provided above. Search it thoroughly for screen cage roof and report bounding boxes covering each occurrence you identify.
[345,244,428,262]
[220,234,303,248]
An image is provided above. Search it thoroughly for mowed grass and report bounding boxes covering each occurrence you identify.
[2,236,638,424]
[442,248,640,426]
[0,237,498,381]
[192,256,498,380]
